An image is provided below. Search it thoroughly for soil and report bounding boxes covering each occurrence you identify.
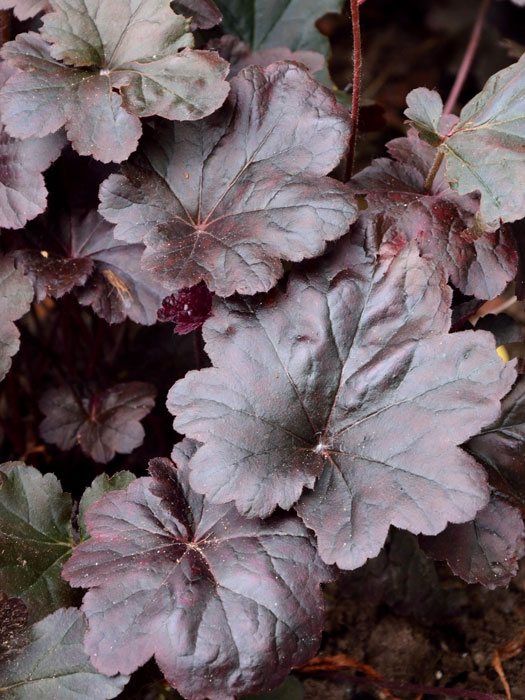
[301,563,525,700]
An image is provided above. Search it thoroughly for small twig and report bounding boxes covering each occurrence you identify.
[491,631,525,700]
[344,0,362,180]
[492,651,512,700]
[444,0,491,114]
[424,150,445,192]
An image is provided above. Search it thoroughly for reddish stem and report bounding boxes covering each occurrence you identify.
[344,0,362,180]
[444,0,491,115]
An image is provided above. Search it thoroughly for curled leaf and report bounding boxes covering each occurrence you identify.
[158,282,213,334]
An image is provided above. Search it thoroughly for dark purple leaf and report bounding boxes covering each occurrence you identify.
[351,130,518,300]
[0,607,129,698]
[158,282,213,334]
[62,439,331,700]
[467,376,525,504]
[16,211,166,325]
[0,0,229,163]
[421,495,525,588]
[171,0,222,29]
[0,126,64,230]
[39,382,156,464]
[208,35,325,77]
[100,63,356,297]
[0,255,33,383]
[0,592,28,654]
[405,54,525,229]
[0,0,48,19]
[345,530,445,622]
[0,58,64,230]
[168,230,515,569]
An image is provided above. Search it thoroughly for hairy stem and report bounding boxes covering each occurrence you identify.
[344,0,362,180]
[424,150,444,192]
[444,0,491,115]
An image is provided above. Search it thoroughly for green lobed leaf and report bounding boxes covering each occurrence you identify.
[0,464,138,622]
[78,471,136,540]
[0,607,128,698]
[215,0,344,54]
[405,54,525,228]
[0,463,74,622]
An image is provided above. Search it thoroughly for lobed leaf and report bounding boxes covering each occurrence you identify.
[78,471,136,540]
[0,463,141,625]
[168,230,516,569]
[16,211,166,325]
[0,463,74,622]
[0,0,230,162]
[351,130,518,300]
[0,607,128,699]
[100,62,356,296]
[421,495,525,588]
[214,0,343,54]
[405,54,525,228]
[62,440,331,700]
[39,382,156,464]
[0,256,33,383]
[0,108,64,230]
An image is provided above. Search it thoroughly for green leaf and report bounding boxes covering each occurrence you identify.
[405,54,525,228]
[0,463,136,621]
[404,88,445,146]
[0,607,128,698]
[0,463,74,622]
[78,471,136,540]
[215,0,343,54]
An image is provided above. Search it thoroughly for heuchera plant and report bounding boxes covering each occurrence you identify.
[0,0,524,698]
